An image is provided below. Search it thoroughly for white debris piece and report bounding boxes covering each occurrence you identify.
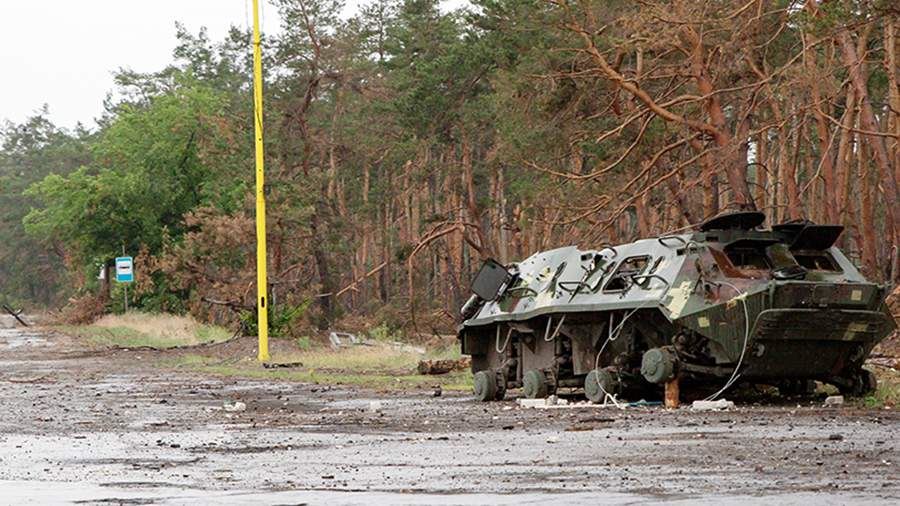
[518,397,613,410]
[547,395,568,406]
[691,399,735,411]
[824,395,844,407]
[329,331,360,348]
[223,401,246,412]
[517,398,550,408]
[368,400,383,413]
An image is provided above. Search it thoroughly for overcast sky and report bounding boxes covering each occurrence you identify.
[0,1,466,130]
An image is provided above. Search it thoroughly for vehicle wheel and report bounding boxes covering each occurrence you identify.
[584,369,619,403]
[522,370,549,399]
[860,369,878,395]
[473,370,498,402]
[779,379,816,398]
[836,368,878,397]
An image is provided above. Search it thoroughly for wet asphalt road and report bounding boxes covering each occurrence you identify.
[0,326,898,505]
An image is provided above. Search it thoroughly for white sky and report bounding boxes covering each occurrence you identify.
[0,0,467,130]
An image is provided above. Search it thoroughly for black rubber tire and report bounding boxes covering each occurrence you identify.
[779,379,816,398]
[861,368,878,395]
[836,368,878,397]
[522,370,549,399]
[473,370,498,402]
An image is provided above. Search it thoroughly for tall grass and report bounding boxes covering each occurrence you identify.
[60,312,231,349]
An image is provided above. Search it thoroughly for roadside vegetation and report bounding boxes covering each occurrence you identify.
[865,366,900,408]
[166,348,472,392]
[57,312,232,349]
[55,311,472,390]
[162,323,472,391]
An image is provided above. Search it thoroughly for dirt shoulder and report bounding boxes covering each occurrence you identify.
[0,326,898,504]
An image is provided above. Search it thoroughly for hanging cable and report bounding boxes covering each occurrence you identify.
[591,294,662,408]
[703,280,751,401]
[496,325,513,354]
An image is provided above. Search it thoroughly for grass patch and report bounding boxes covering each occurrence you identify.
[862,366,900,408]
[58,312,231,349]
[164,345,474,391]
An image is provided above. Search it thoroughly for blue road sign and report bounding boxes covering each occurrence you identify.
[115,256,134,283]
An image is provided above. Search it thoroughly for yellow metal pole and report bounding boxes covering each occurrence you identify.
[252,0,269,362]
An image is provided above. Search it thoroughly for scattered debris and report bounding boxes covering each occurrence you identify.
[518,396,663,410]
[223,401,246,412]
[824,395,845,407]
[2,304,29,327]
[329,332,360,348]
[262,361,303,369]
[518,396,568,408]
[417,357,471,375]
[691,399,735,411]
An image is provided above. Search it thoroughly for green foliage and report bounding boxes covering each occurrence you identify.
[368,322,404,342]
[24,84,230,265]
[239,298,312,338]
[296,335,312,351]
[0,110,90,306]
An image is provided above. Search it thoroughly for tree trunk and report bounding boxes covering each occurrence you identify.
[310,204,334,327]
[859,143,877,278]
[839,29,900,254]
[805,32,839,224]
[684,27,756,210]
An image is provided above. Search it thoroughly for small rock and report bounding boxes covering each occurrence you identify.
[829,433,844,441]
[432,386,442,398]
[368,400,383,413]
[824,395,844,407]
[691,399,735,411]
[223,401,246,412]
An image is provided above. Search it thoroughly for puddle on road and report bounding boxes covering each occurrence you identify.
[0,328,49,349]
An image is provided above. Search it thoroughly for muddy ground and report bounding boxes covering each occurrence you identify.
[0,327,898,505]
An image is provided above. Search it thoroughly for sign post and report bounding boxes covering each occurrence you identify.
[115,256,134,312]
[252,0,270,362]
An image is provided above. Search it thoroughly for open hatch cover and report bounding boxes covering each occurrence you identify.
[787,224,844,250]
[699,211,766,232]
[470,259,513,301]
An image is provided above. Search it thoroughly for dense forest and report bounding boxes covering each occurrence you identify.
[1,0,897,335]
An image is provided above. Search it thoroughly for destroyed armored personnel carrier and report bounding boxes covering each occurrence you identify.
[458,212,896,402]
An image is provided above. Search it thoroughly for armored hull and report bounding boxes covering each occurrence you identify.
[458,212,895,402]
